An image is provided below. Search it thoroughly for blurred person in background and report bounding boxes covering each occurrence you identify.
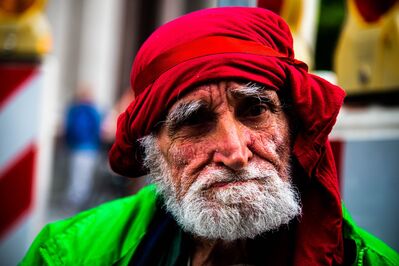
[21,7,398,266]
[101,87,134,145]
[99,88,144,198]
[64,84,101,211]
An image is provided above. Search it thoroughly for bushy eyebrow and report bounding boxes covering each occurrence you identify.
[230,82,267,99]
[230,83,279,107]
[165,99,206,133]
[163,83,282,135]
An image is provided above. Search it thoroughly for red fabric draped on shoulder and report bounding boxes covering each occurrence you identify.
[109,7,345,265]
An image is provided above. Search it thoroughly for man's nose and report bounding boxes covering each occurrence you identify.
[212,117,253,170]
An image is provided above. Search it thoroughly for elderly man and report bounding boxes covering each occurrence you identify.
[22,7,398,266]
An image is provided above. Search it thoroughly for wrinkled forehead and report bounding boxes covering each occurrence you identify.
[166,80,281,115]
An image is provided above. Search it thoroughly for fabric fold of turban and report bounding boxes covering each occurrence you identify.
[109,7,345,265]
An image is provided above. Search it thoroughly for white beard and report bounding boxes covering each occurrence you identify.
[140,135,301,241]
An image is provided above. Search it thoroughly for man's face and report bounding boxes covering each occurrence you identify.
[158,81,292,197]
[142,80,301,240]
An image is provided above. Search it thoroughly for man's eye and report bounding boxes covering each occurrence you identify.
[236,96,277,119]
[242,104,268,117]
[182,113,207,126]
[167,108,216,136]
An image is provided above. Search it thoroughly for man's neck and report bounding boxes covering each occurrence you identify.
[190,237,255,266]
[188,229,293,266]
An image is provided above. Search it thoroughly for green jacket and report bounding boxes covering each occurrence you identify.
[20,185,399,265]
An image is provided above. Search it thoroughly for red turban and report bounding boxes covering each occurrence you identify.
[109,7,345,265]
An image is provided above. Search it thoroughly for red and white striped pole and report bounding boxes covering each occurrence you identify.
[0,0,53,264]
[0,65,40,237]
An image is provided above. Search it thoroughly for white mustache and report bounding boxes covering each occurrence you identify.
[190,164,280,192]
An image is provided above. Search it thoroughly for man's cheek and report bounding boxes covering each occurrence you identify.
[166,142,208,193]
[168,139,212,166]
[168,142,195,167]
[252,132,279,154]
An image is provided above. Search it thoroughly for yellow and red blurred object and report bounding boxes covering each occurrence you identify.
[0,0,51,60]
[257,0,316,69]
[335,0,399,94]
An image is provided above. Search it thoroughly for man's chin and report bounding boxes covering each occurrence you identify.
[203,180,267,205]
[205,178,262,191]
[166,180,301,241]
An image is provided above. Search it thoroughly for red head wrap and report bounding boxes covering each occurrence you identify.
[109,7,345,264]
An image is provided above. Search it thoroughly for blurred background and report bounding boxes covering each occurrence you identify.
[0,0,398,264]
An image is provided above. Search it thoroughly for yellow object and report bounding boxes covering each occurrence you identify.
[257,0,316,69]
[281,0,315,70]
[280,0,303,33]
[334,0,399,94]
[0,0,52,59]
